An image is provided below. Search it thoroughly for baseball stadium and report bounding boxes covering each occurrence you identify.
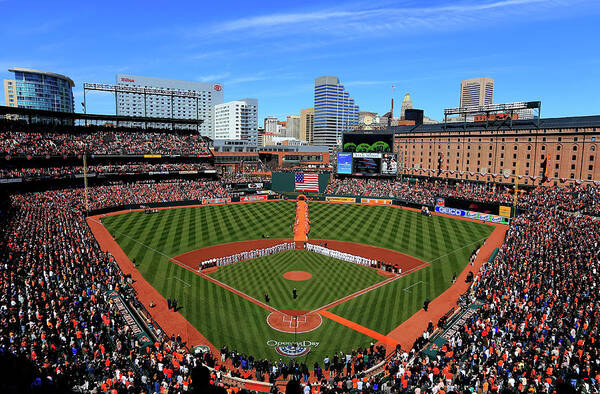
[1,102,600,394]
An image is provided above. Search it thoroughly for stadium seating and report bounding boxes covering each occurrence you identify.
[325,177,600,214]
[2,122,600,392]
[0,130,211,157]
[0,162,215,180]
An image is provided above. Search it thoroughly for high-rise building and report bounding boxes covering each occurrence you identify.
[460,77,494,108]
[313,76,359,147]
[115,74,224,136]
[400,93,413,119]
[300,108,314,143]
[213,98,258,142]
[264,116,279,134]
[4,67,74,112]
[277,121,287,137]
[286,115,300,139]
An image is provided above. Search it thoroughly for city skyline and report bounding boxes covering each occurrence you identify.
[1,0,600,122]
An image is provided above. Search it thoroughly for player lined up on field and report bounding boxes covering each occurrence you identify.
[305,243,401,273]
[198,242,296,270]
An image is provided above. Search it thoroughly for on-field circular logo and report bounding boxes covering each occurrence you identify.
[267,340,319,357]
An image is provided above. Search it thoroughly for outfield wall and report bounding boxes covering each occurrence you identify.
[271,172,330,193]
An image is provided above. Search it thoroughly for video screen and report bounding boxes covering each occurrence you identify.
[337,152,353,174]
[381,153,398,175]
[352,157,380,174]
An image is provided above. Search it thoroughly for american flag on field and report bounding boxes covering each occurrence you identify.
[295,172,319,192]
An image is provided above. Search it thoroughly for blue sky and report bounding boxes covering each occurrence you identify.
[1,0,599,122]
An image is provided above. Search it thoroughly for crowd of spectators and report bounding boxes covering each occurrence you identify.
[220,173,272,184]
[217,343,388,392]
[373,208,600,393]
[0,131,212,157]
[0,189,242,393]
[82,180,230,210]
[0,162,215,179]
[3,134,600,393]
[0,184,398,392]
[325,178,600,214]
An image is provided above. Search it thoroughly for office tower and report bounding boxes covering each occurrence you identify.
[277,121,287,136]
[213,98,258,143]
[264,116,279,134]
[313,76,359,147]
[400,93,413,119]
[115,74,224,136]
[4,67,74,112]
[460,77,494,108]
[300,108,314,143]
[286,115,300,139]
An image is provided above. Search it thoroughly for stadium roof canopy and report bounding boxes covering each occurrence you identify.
[389,115,600,134]
[0,105,203,126]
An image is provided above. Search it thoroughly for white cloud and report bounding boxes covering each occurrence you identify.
[344,80,393,87]
[198,0,572,40]
[197,72,230,82]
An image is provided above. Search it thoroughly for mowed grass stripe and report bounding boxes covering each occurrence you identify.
[101,201,494,365]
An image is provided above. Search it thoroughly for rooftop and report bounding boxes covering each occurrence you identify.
[8,67,75,87]
[388,115,600,134]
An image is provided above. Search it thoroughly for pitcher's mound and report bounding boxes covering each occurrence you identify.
[283,271,312,281]
[267,311,322,333]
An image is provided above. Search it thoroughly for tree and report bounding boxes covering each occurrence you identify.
[343,142,357,152]
[371,141,390,152]
[356,143,371,152]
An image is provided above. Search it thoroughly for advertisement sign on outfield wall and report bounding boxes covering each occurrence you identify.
[202,197,231,205]
[498,205,512,217]
[435,206,510,224]
[240,195,268,202]
[361,198,393,205]
[325,196,356,203]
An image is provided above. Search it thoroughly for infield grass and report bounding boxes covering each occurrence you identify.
[101,201,495,364]
[210,249,386,310]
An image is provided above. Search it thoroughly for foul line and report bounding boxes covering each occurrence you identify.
[307,236,487,313]
[90,217,278,314]
[319,310,398,346]
[93,217,489,327]
[403,281,425,292]
[168,276,192,287]
[427,236,488,264]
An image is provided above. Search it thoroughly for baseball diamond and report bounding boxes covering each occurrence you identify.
[99,200,495,365]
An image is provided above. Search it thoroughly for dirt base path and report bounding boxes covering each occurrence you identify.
[87,216,220,355]
[385,223,508,350]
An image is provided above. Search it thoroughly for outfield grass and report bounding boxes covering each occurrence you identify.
[210,250,386,310]
[101,201,494,364]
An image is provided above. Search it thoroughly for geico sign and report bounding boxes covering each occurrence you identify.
[435,206,466,216]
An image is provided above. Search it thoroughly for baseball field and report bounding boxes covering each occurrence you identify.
[101,200,494,365]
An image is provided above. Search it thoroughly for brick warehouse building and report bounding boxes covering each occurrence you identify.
[388,115,600,186]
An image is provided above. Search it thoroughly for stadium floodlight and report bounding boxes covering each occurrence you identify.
[444,101,541,116]
[443,101,541,129]
[83,82,205,98]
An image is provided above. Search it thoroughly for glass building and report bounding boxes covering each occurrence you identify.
[4,68,75,112]
[313,76,359,147]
